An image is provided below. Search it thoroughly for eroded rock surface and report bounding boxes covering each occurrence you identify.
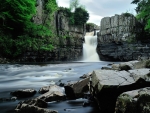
[90,69,150,113]
[115,88,150,113]
[65,78,90,99]
[97,13,150,61]
[15,103,57,113]
[37,85,65,102]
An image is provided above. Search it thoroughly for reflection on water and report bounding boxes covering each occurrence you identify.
[0,62,111,113]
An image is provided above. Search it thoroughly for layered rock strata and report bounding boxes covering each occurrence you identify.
[22,0,84,62]
[97,14,150,61]
[90,61,150,113]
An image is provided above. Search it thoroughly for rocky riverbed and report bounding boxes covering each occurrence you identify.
[0,62,110,113]
[1,60,150,113]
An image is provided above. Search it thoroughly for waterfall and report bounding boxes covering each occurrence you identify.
[82,31,100,62]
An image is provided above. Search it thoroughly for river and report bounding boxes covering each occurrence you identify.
[0,61,113,113]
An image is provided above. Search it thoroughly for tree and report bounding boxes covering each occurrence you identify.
[0,0,58,58]
[131,0,150,31]
[69,0,79,11]
[74,7,89,25]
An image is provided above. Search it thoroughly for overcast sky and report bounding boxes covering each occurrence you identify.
[57,0,137,26]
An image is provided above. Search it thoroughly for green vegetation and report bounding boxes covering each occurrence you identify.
[59,0,89,25]
[0,0,58,59]
[131,0,150,40]
[0,0,89,59]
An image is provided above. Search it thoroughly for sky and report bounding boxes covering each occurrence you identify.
[57,0,137,26]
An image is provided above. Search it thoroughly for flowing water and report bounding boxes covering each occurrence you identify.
[0,62,112,113]
[82,31,100,62]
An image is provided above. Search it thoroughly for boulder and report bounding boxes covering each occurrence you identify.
[90,69,150,113]
[64,77,90,99]
[15,103,57,113]
[39,85,63,94]
[80,72,92,79]
[115,88,150,113]
[111,61,139,70]
[37,85,65,102]
[10,89,36,97]
[16,99,48,108]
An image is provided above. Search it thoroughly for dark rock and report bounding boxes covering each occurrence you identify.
[65,77,90,99]
[15,103,58,113]
[90,69,150,113]
[83,100,91,107]
[0,97,17,102]
[115,88,150,113]
[80,72,92,79]
[16,99,48,109]
[101,67,112,70]
[10,89,36,97]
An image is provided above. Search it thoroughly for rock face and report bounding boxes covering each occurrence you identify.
[90,68,150,113]
[22,1,84,62]
[98,14,136,43]
[97,13,150,61]
[64,78,90,99]
[115,88,150,113]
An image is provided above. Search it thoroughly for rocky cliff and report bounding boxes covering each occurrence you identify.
[97,13,150,61]
[23,0,85,62]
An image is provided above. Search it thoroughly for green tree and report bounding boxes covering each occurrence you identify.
[0,0,58,58]
[132,0,150,31]
[74,7,89,25]
[69,0,79,11]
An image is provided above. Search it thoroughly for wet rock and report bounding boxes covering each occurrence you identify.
[39,85,62,94]
[112,64,120,70]
[101,67,112,70]
[111,61,139,70]
[115,93,136,113]
[90,69,150,113]
[16,99,48,108]
[115,88,150,113]
[65,77,90,99]
[15,103,58,113]
[80,72,92,79]
[10,89,36,97]
[83,100,91,107]
[0,97,17,102]
[37,85,65,102]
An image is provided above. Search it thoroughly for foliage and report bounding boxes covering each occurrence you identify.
[69,0,79,11]
[131,0,150,40]
[0,0,58,59]
[74,7,89,25]
[59,7,74,25]
[122,12,133,17]
[132,0,150,31]
[58,6,89,26]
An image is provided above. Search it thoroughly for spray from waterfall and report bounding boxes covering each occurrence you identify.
[82,31,100,62]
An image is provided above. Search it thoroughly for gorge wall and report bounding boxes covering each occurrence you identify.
[23,0,84,62]
[97,13,150,61]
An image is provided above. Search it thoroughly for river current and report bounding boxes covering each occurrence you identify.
[0,62,112,113]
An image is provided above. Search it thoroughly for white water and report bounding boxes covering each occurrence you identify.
[82,31,100,62]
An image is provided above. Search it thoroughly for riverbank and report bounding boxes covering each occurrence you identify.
[0,61,111,113]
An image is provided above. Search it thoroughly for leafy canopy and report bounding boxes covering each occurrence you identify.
[0,0,58,58]
[132,0,150,31]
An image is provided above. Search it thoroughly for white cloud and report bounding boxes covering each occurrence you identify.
[87,14,103,26]
[57,0,137,25]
